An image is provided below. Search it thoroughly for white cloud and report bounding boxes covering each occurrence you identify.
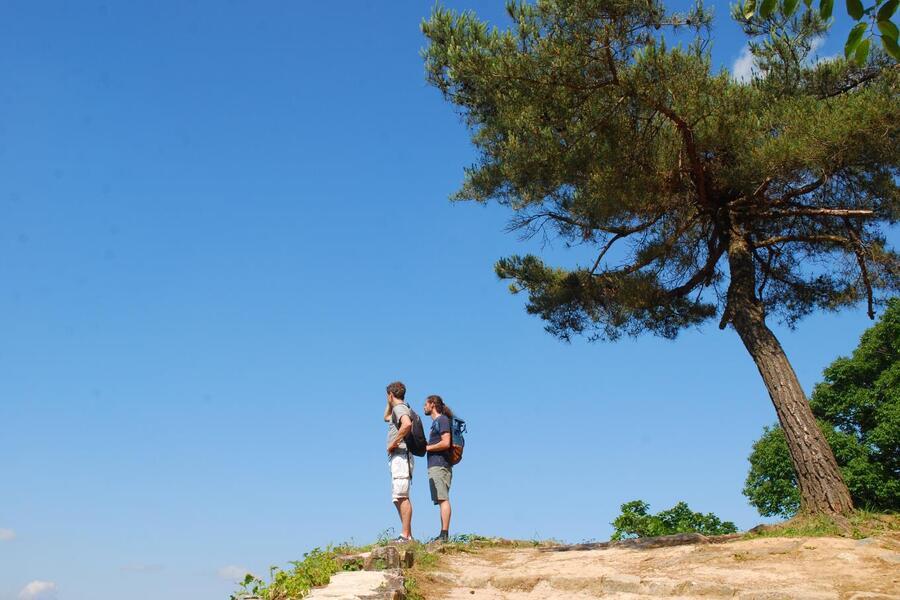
[809,36,826,55]
[217,565,252,582]
[732,45,759,83]
[0,528,15,541]
[18,581,57,600]
[808,37,839,65]
[734,36,836,82]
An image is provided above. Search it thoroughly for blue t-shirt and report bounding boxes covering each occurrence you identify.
[427,415,452,469]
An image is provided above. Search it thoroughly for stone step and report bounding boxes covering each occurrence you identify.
[305,571,405,600]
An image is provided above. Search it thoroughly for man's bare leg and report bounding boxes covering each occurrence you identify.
[394,498,413,539]
[439,499,451,532]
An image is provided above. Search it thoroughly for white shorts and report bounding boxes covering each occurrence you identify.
[389,451,414,501]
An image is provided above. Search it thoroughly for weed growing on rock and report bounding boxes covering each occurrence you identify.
[230,545,362,600]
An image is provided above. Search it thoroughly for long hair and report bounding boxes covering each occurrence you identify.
[427,394,453,419]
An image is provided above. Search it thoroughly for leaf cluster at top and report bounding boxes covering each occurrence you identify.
[610,499,739,540]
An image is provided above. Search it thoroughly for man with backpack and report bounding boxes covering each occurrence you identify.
[423,394,454,543]
[384,381,422,543]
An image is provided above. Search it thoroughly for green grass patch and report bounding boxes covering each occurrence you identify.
[402,574,426,600]
[746,510,899,539]
[229,533,558,599]
[230,542,374,600]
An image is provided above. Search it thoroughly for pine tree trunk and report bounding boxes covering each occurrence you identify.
[726,228,854,516]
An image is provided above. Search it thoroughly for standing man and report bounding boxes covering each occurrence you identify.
[424,394,453,543]
[385,381,413,542]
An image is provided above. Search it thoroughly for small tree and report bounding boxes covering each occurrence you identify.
[422,0,900,516]
[745,298,900,517]
[611,500,738,539]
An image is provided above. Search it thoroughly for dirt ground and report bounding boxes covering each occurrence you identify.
[409,534,900,600]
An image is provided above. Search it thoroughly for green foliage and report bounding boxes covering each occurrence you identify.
[740,0,900,63]
[610,500,739,540]
[747,510,900,537]
[744,298,900,517]
[422,0,900,343]
[403,575,426,600]
[744,425,803,516]
[230,548,344,600]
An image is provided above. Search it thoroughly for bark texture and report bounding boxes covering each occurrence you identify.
[725,226,854,516]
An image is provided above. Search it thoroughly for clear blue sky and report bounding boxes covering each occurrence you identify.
[0,2,891,600]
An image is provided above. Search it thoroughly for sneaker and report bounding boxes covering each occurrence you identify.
[429,533,449,544]
[392,535,413,544]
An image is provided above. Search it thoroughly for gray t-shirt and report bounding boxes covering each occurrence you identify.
[387,403,411,451]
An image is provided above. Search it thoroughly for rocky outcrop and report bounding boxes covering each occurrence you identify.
[433,534,900,599]
[335,546,415,571]
[542,531,746,552]
[304,571,405,600]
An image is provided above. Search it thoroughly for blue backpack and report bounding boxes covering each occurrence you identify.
[449,415,467,465]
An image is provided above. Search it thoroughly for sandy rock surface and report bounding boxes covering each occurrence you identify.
[425,535,900,599]
[305,570,403,600]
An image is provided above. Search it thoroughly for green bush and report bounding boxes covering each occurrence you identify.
[610,500,738,540]
[744,298,900,517]
[230,547,341,600]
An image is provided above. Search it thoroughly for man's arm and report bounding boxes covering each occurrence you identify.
[387,415,412,452]
[426,431,451,453]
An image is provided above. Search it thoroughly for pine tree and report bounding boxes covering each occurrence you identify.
[422,0,899,516]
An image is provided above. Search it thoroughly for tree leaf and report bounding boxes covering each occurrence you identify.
[854,37,871,64]
[883,31,900,59]
[820,0,835,19]
[847,0,865,20]
[878,19,900,43]
[845,22,868,57]
[784,0,801,16]
[877,0,899,21]
[744,0,758,19]
[761,0,778,18]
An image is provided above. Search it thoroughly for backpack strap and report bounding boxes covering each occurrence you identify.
[390,404,411,455]
[447,414,453,456]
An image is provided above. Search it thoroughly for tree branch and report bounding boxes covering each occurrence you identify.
[756,208,875,219]
[753,234,850,248]
[590,233,624,274]
[653,104,709,208]
[817,64,897,100]
[772,177,825,204]
[510,209,669,246]
[753,177,773,199]
[755,247,776,298]
[595,214,700,278]
[604,33,619,86]
[667,240,726,297]
[843,218,875,319]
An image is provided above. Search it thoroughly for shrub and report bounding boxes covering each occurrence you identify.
[230,547,341,600]
[611,500,738,540]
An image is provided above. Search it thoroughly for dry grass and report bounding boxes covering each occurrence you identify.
[747,511,899,539]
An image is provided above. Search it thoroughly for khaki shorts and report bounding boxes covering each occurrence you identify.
[428,466,452,504]
[389,451,414,501]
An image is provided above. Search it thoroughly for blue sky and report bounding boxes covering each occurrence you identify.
[0,2,892,600]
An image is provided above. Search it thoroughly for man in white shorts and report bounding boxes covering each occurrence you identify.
[385,381,414,542]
